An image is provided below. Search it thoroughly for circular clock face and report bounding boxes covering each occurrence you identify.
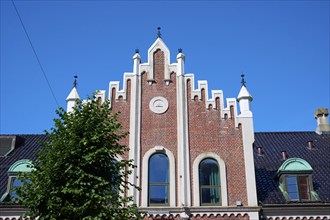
[149,96,169,114]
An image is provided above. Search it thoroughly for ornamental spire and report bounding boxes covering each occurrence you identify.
[157,27,162,38]
[73,74,78,88]
[241,72,246,87]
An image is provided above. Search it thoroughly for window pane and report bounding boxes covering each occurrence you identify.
[299,176,308,185]
[199,158,221,205]
[201,187,220,204]
[300,190,310,200]
[288,192,299,201]
[11,178,29,199]
[149,185,168,204]
[287,184,298,193]
[11,178,22,199]
[286,176,296,185]
[299,184,308,192]
[199,159,220,186]
[286,176,299,201]
[149,154,169,183]
[299,176,310,200]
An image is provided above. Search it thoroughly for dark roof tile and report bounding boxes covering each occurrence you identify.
[0,134,47,198]
[254,132,330,204]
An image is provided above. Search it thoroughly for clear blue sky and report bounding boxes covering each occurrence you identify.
[1,1,329,134]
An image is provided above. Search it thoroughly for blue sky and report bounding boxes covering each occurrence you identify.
[1,1,329,134]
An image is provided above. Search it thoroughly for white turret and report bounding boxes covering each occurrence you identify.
[237,74,253,117]
[66,75,80,113]
[236,74,258,206]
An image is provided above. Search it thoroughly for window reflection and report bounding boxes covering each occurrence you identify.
[199,158,221,205]
[148,154,169,205]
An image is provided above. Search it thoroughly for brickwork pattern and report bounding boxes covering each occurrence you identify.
[110,47,248,208]
[186,80,248,206]
[111,80,131,161]
[140,49,178,206]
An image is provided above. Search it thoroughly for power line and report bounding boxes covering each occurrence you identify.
[11,0,59,107]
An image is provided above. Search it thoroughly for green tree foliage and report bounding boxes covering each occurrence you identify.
[17,97,140,220]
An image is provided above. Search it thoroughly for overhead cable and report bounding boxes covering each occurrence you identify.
[11,0,59,107]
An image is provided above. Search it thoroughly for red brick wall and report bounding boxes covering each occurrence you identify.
[110,47,247,207]
[186,80,248,206]
[111,79,131,161]
[139,49,178,205]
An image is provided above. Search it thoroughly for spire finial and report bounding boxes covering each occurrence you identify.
[178,48,182,53]
[135,48,139,54]
[157,27,162,38]
[241,72,246,87]
[73,74,78,88]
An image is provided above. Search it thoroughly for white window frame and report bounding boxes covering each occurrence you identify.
[193,152,228,206]
[141,146,176,207]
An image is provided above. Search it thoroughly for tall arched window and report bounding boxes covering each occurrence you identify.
[199,158,221,206]
[148,153,169,206]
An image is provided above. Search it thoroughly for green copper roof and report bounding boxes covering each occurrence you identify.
[277,158,313,174]
[8,159,33,173]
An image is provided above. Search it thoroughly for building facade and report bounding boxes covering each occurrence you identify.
[1,36,329,220]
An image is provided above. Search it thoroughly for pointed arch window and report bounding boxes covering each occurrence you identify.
[148,153,169,206]
[199,158,221,205]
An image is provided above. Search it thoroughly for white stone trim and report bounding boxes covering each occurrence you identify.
[146,38,171,81]
[237,116,258,206]
[149,96,169,114]
[108,73,134,104]
[237,85,257,206]
[141,146,176,207]
[176,53,191,207]
[184,74,238,121]
[95,90,106,104]
[127,55,142,205]
[192,152,228,207]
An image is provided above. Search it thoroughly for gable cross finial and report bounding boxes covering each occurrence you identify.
[241,72,246,87]
[73,74,78,88]
[157,27,162,38]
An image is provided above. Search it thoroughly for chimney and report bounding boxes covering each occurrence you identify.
[256,146,264,156]
[315,108,330,134]
[281,150,288,160]
[307,141,313,150]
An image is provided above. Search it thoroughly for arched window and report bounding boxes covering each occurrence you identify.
[199,158,221,206]
[148,153,169,206]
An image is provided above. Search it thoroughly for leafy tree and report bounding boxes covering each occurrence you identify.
[17,97,140,220]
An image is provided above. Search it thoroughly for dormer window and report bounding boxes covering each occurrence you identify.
[277,158,319,202]
[0,159,33,202]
